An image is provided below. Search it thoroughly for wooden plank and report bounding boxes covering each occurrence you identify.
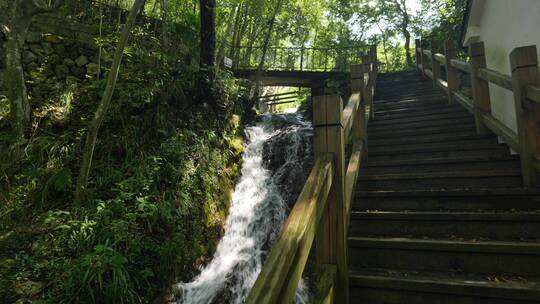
[437,79,449,93]
[527,85,540,103]
[510,45,540,187]
[453,91,474,113]
[481,113,520,152]
[477,67,513,91]
[469,42,491,134]
[445,41,459,104]
[313,264,337,304]
[345,140,363,227]
[425,69,434,79]
[245,155,333,304]
[434,53,446,64]
[450,59,472,74]
[415,39,422,72]
[343,93,361,142]
[313,94,348,304]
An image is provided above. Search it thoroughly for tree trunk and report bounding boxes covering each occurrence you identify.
[403,27,412,66]
[75,0,146,203]
[4,0,65,139]
[198,0,216,110]
[251,0,284,109]
[216,3,237,67]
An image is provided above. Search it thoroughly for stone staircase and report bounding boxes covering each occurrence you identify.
[349,71,540,303]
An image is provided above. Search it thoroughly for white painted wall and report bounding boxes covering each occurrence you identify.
[463,0,540,137]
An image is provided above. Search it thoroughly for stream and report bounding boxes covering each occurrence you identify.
[177,113,314,304]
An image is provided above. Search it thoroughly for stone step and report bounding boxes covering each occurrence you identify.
[369,116,475,132]
[350,268,540,304]
[369,110,472,127]
[373,104,465,120]
[349,237,540,275]
[365,148,512,167]
[368,132,493,147]
[349,211,540,240]
[360,160,520,180]
[356,176,523,191]
[369,123,477,139]
[368,138,501,156]
[352,194,540,211]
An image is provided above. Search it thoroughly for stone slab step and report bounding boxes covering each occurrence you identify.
[350,268,540,303]
[352,194,540,211]
[368,132,493,147]
[369,123,477,139]
[373,104,466,121]
[369,116,475,132]
[349,237,540,275]
[357,176,523,191]
[349,211,540,240]
[368,138,500,156]
[360,160,520,180]
[369,110,472,127]
[365,148,512,167]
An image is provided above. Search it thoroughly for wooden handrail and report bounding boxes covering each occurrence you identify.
[434,53,446,64]
[343,92,361,141]
[246,48,376,303]
[527,85,540,103]
[478,67,513,91]
[417,37,540,186]
[246,154,334,304]
[450,59,471,73]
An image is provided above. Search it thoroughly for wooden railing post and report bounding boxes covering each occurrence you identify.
[420,38,426,77]
[313,95,348,304]
[370,45,378,94]
[363,55,374,119]
[431,40,442,88]
[415,38,422,72]
[445,40,458,104]
[469,41,491,134]
[510,45,540,187]
[351,64,367,146]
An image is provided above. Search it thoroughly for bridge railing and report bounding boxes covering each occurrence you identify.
[415,38,540,187]
[232,44,374,72]
[245,47,377,304]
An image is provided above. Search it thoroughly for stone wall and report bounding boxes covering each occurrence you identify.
[0,12,110,102]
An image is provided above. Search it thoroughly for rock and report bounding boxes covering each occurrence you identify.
[26,33,42,43]
[48,54,61,64]
[75,55,88,67]
[14,279,43,296]
[54,65,70,79]
[22,51,38,64]
[43,33,62,44]
[261,114,314,209]
[29,44,46,57]
[86,62,100,76]
[63,58,75,66]
[53,43,67,58]
[70,66,86,79]
[41,42,54,55]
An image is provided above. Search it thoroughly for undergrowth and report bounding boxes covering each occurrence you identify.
[0,27,247,303]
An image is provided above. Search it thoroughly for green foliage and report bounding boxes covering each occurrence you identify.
[0,22,245,304]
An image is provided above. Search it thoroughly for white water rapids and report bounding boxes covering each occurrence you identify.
[177,114,312,304]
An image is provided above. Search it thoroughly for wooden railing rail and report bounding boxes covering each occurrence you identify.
[246,46,377,304]
[415,38,540,187]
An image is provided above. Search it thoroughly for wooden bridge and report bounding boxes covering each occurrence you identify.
[241,36,540,304]
[232,44,375,88]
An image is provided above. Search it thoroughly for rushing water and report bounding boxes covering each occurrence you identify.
[177,114,313,304]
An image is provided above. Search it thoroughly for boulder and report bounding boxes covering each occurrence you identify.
[63,58,75,66]
[86,62,100,76]
[70,66,86,79]
[26,32,42,43]
[22,51,38,64]
[75,55,89,67]
[54,65,70,79]
[43,33,62,44]
[52,43,67,58]
[41,42,54,55]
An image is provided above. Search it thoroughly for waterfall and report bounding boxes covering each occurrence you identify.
[177,113,313,304]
